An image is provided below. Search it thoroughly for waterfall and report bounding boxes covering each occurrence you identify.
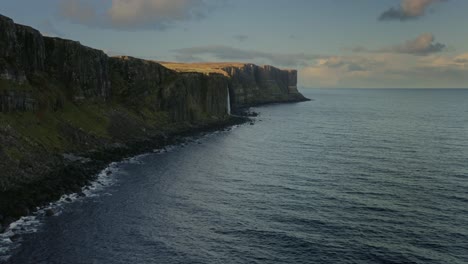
[226,86,231,115]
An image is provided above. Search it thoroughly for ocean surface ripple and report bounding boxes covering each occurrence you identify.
[3,89,468,264]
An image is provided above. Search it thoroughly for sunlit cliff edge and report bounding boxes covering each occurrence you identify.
[0,14,309,229]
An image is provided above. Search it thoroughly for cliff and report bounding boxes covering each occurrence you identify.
[160,62,308,108]
[0,14,308,229]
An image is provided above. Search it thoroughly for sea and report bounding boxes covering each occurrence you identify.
[1,88,467,264]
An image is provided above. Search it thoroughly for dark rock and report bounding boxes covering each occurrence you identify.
[45,209,54,216]
[12,207,30,217]
[221,64,309,108]
[44,37,111,100]
[65,197,72,202]
[2,216,15,228]
[0,13,308,233]
[9,233,20,241]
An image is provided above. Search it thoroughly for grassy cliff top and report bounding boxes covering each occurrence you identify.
[158,62,252,76]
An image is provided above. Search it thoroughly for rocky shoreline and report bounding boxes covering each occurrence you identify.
[0,13,309,235]
[0,115,248,233]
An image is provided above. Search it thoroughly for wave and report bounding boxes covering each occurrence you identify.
[0,160,123,262]
[0,125,242,262]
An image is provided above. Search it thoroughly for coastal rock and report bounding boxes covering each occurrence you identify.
[45,209,54,216]
[0,89,37,112]
[44,37,111,100]
[0,14,45,82]
[159,62,309,109]
[0,13,308,231]
[223,64,307,108]
[110,56,230,122]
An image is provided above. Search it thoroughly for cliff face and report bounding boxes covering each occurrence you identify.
[0,14,233,196]
[0,14,308,225]
[223,64,306,108]
[110,56,229,122]
[0,15,45,82]
[160,62,308,109]
[44,37,111,100]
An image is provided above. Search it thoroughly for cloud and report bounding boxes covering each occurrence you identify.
[453,53,468,64]
[59,0,98,26]
[300,56,382,87]
[316,56,384,72]
[419,52,468,69]
[352,33,446,56]
[58,0,215,30]
[379,0,447,21]
[381,33,446,55]
[299,52,468,88]
[108,0,208,30]
[172,45,324,66]
[233,35,249,42]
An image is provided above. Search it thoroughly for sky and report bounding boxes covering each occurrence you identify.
[1,0,468,88]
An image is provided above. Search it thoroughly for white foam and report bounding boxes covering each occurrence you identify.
[0,215,40,262]
[0,162,122,262]
[0,126,240,261]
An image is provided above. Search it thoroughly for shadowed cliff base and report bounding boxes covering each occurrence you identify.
[0,14,309,232]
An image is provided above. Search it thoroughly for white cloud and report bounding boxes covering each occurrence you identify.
[172,45,324,66]
[381,33,446,55]
[299,53,468,88]
[108,0,207,30]
[379,0,447,21]
[352,33,446,56]
[58,0,214,30]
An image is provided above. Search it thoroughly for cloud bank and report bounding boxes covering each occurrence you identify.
[352,33,446,56]
[58,0,214,30]
[172,45,324,66]
[379,0,447,21]
[381,33,445,55]
[300,52,468,88]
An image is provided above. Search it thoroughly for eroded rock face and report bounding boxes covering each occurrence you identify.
[0,90,37,112]
[44,37,111,101]
[15,24,46,75]
[0,13,309,225]
[110,56,229,122]
[109,55,174,108]
[162,72,229,122]
[223,64,306,108]
[0,13,307,114]
[0,15,45,82]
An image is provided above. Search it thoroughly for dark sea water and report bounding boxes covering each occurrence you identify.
[4,89,468,264]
